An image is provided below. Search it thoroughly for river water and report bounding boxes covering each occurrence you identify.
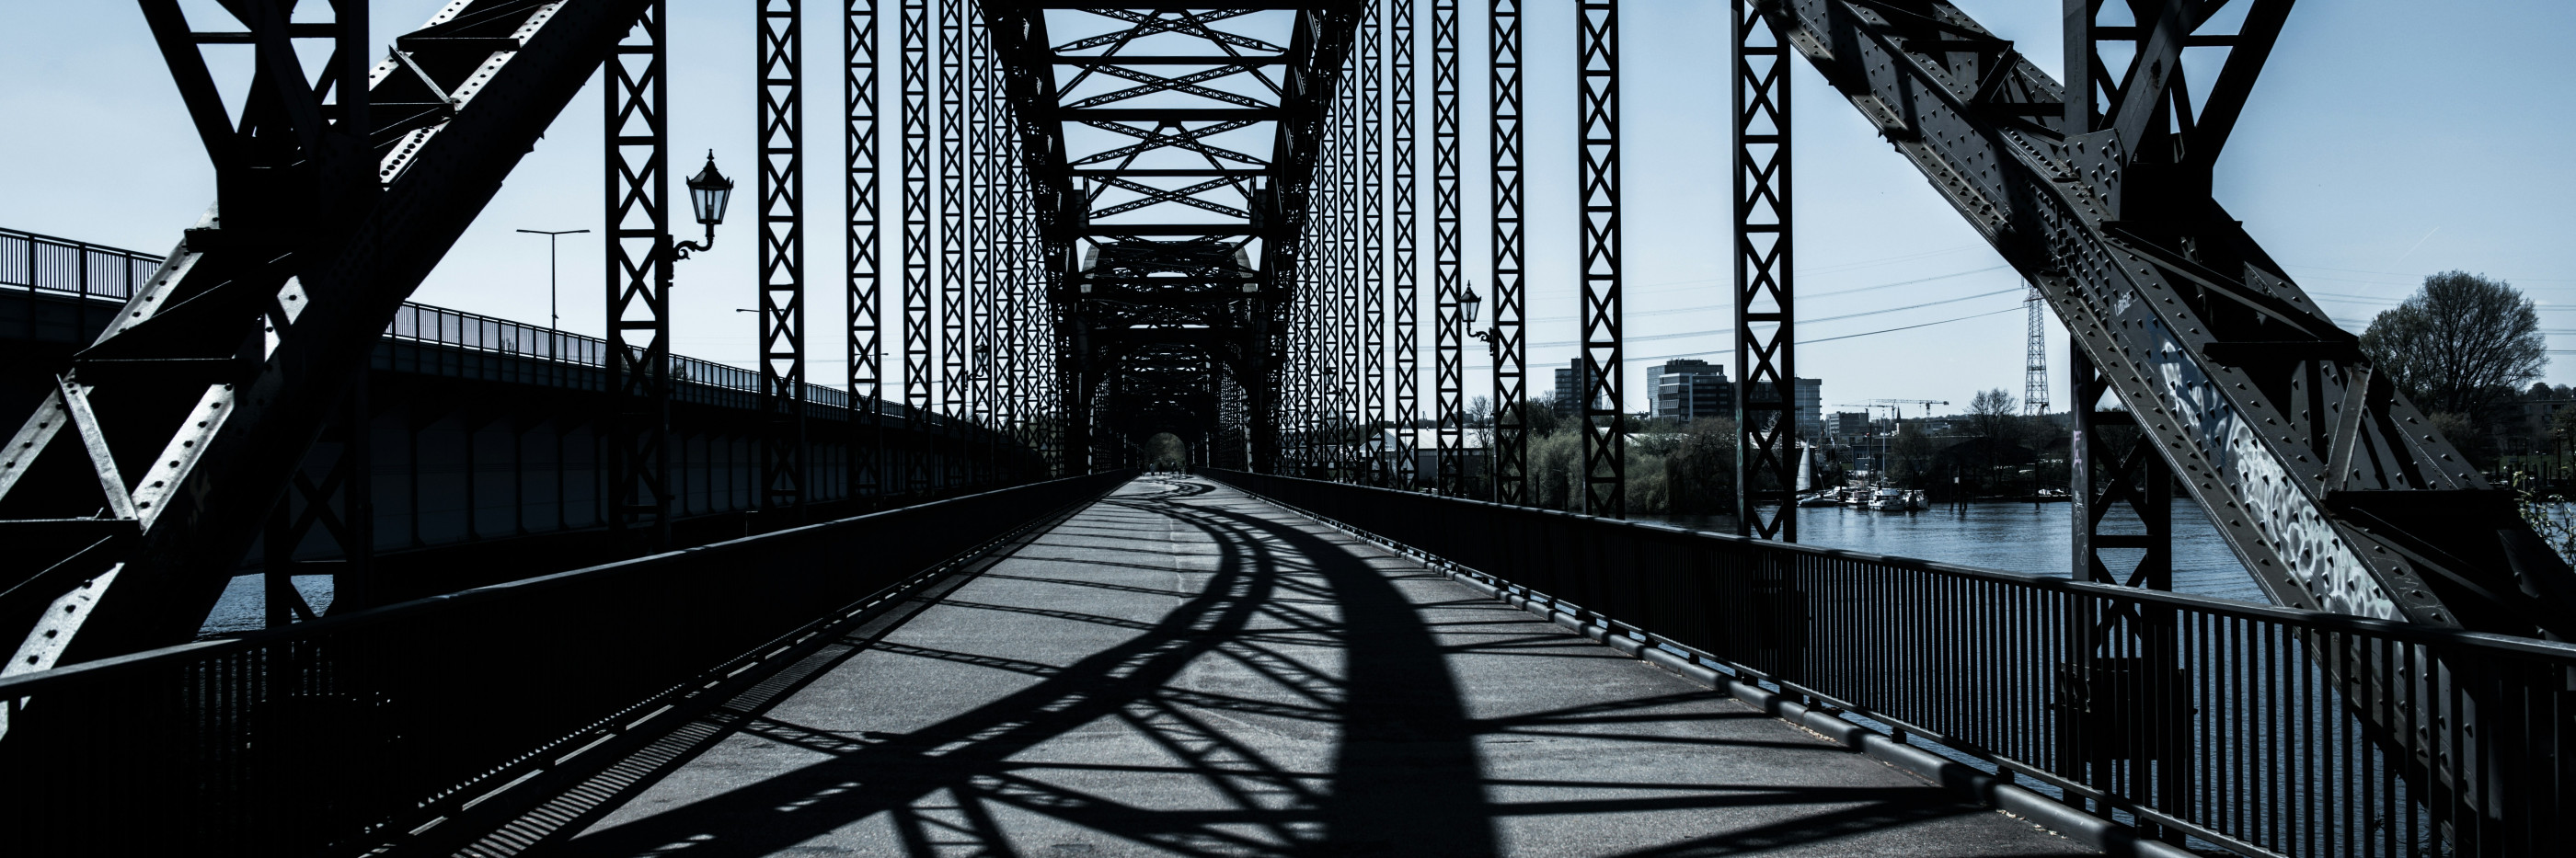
[1636,500,2270,606]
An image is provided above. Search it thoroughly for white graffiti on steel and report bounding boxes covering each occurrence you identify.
[2134,315,2396,620]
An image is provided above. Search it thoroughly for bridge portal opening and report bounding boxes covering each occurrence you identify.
[1145,432,1190,472]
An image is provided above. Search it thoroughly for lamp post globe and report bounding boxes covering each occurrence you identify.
[686,150,734,226]
[673,151,734,258]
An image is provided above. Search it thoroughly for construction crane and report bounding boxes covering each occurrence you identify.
[1841,399,1949,424]
[1831,400,1949,438]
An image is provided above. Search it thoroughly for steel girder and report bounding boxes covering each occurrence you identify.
[1575,0,1622,517]
[1489,0,1526,502]
[0,0,655,661]
[758,0,810,519]
[1431,0,1463,492]
[1758,0,2576,636]
[1359,5,1386,486]
[1334,51,1362,483]
[1731,0,1795,538]
[981,2,1364,471]
[937,0,968,487]
[900,0,934,488]
[606,0,675,552]
[1390,0,1420,486]
[848,0,887,498]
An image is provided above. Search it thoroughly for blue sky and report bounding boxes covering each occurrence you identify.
[4,1,2570,418]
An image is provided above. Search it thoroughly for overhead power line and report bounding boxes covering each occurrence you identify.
[1462,303,2025,371]
[1525,265,2012,326]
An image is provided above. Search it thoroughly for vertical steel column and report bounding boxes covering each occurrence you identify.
[1307,129,1330,478]
[259,381,374,624]
[606,0,673,550]
[757,0,808,520]
[967,8,995,485]
[900,0,933,492]
[1298,161,1318,476]
[1431,0,1463,495]
[995,58,1024,469]
[262,507,309,627]
[1489,0,1526,504]
[1336,51,1362,482]
[1729,0,1791,539]
[2070,339,2171,588]
[1391,0,1420,487]
[937,0,965,488]
[1019,137,1040,467]
[1362,1,1386,486]
[1219,371,1247,469]
[1308,162,1334,476]
[338,378,372,612]
[2064,331,2185,836]
[847,0,883,501]
[1575,0,1621,518]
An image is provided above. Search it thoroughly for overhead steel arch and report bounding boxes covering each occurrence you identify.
[983,1,1365,471]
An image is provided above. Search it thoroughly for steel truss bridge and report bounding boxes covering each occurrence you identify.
[0,1,2570,855]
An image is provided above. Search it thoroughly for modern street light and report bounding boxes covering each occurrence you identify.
[515,228,588,329]
[673,151,735,258]
[514,227,588,361]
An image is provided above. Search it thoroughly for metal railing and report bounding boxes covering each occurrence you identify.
[380,302,884,418]
[1,226,165,342]
[3,226,951,426]
[0,226,162,300]
[1204,470,2576,858]
[0,471,1131,856]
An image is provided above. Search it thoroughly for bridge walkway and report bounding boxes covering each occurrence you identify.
[519,476,2089,857]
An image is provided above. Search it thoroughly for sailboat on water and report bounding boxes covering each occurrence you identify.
[1793,444,1842,507]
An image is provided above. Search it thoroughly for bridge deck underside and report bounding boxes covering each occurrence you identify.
[523,476,2084,856]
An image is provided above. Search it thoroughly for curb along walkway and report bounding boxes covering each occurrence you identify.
[543,476,2091,857]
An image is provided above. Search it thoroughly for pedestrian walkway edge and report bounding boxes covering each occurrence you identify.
[1228,481,2192,858]
[394,484,1119,858]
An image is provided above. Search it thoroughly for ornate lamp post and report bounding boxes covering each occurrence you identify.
[674,151,735,258]
[1463,285,1500,498]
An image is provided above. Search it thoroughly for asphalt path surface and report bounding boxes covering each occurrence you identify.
[544,475,2092,857]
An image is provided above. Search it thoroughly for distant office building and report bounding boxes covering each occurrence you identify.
[1744,377,1823,439]
[1551,358,1605,416]
[1831,410,1871,439]
[1795,378,1823,439]
[1646,359,1733,422]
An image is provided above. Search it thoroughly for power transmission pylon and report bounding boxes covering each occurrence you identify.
[2022,282,2048,416]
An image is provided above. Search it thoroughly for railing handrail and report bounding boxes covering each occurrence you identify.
[0,472,1114,699]
[1203,469,2576,857]
[0,225,171,268]
[1209,469,2576,663]
[0,471,1134,855]
[384,300,888,418]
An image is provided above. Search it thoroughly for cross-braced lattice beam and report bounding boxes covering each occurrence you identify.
[1731,0,1792,538]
